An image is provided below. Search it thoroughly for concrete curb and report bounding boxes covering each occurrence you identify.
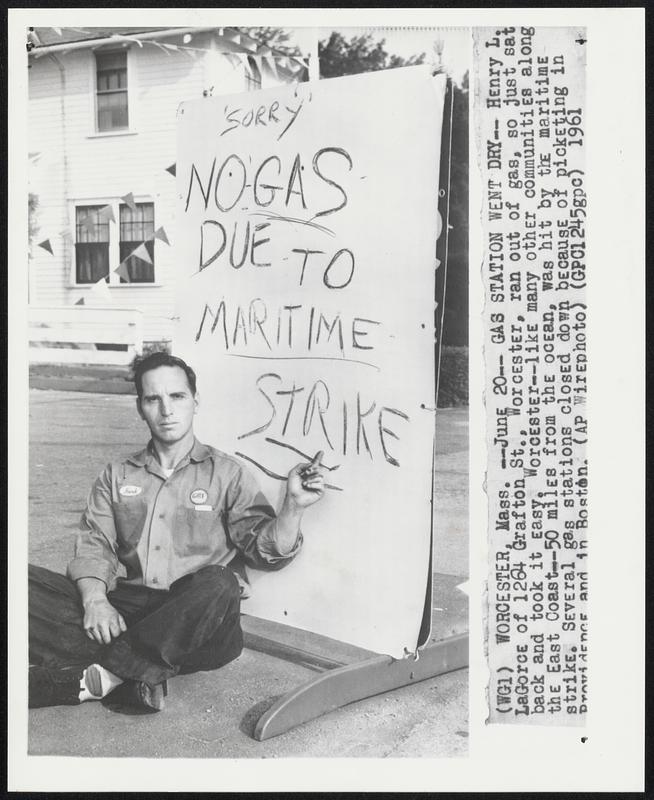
[29,365,135,395]
[29,377,136,394]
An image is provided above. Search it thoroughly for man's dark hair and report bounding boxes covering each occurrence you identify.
[132,352,197,399]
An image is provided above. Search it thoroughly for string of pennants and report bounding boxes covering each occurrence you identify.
[32,26,308,304]
[36,188,171,305]
[36,27,311,80]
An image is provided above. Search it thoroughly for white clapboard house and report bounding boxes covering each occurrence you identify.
[28,26,307,364]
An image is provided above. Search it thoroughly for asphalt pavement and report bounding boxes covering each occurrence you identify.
[28,386,469,758]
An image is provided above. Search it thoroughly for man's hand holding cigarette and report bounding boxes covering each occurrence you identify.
[286,450,326,509]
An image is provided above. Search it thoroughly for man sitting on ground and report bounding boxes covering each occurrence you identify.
[29,351,325,712]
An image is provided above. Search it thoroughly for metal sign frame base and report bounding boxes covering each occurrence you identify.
[246,631,468,741]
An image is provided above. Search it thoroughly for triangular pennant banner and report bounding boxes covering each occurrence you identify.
[75,296,85,305]
[223,53,241,70]
[242,34,259,54]
[130,243,153,264]
[241,53,253,79]
[154,226,170,245]
[114,261,131,282]
[165,163,176,177]
[98,204,115,223]
[120,192,137,213]
[37,239,53,255]
[88,277,111,303]
[291,57,307,73]
[263,55,279,81]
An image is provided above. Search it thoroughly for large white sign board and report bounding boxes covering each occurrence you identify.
[175,67,445,657]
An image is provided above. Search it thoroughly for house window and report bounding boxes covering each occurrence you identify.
[119,203,154,283]
[96,50,128,132]
[75,206,110,283]
[73,201,156,285]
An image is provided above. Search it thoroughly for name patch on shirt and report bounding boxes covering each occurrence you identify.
[119,485,142,497]
[193,504,213,512]
[190,488,208,505]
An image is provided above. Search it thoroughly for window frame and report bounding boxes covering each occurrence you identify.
[118,201,156,284]
[68,198,158,288]
[90,45,137,137]
[95,49,129,132]
[74,204,111,285]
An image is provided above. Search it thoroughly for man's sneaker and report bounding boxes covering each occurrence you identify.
[83,663,104,698]
[81,663,123,700]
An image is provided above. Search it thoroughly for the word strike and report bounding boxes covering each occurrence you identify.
[238,372,409,467]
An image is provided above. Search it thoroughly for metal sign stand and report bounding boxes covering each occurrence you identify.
[244,625,468,741]
[241,570,468,741]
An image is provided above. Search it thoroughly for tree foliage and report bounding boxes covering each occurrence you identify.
[318,32,425,78]
[243,27,302,56]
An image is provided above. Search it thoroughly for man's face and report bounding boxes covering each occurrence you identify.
[137,365,198,446]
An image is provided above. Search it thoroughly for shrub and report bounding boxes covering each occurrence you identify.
[141,340,172,357]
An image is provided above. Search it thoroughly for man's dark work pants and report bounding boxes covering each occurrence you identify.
[28,563,243,707]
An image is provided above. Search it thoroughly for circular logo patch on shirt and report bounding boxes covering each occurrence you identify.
[190,488,208,505]
[119,485,142,497]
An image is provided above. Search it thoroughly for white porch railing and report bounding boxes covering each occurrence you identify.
[29,306,144,366]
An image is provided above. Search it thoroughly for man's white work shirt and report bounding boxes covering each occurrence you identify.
[67,439,302,592]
